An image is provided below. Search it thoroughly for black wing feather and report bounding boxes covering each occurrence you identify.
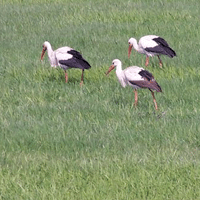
[145,37,176,58]
[139,70,154,81]
[59,50,91,70]
[128,70,162,92]
[145,37,176,57]
[67,50,84,60]
[153,37,170,47]
[145,45,176,58]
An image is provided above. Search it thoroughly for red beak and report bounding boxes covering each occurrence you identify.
[128,44,132,59]
[41,46,47,61]
[105,64,115,76]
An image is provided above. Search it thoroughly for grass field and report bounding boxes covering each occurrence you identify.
[1,0,200,199]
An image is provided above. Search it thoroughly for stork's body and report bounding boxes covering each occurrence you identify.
[41,41,91,85]
[128,35,176,67]
[106,59,162,110]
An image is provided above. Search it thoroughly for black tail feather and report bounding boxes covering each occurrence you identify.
[163,46,176,58]
[153,37,176,58]
[129,69,162,92]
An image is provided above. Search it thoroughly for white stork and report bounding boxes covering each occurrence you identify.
[128,35,176,67]
[106,59,162,110]
[41,41,91,85]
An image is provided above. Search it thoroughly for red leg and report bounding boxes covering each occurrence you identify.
[80,69,84,86]
[149,89,158,110]
[133,89,138,108]
[145,56,149,67]
[157,55,163,68]
[65,71,68,83]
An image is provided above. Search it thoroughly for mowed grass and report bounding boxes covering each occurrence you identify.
[1,0,200,199]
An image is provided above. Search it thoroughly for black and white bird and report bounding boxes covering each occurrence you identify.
[41,41,91,85]
[128,35,176,67]
[106,59,162,110]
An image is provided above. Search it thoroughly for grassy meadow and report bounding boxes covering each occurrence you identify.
[1,0,200,199]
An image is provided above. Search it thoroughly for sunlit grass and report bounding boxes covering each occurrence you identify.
[1,0,200,199]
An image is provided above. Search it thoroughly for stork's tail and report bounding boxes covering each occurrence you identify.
[165,47,176,58]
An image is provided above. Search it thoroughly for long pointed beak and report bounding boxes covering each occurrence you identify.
[41,47,47,61]
[105,64,115,76]
[128,44,133,59]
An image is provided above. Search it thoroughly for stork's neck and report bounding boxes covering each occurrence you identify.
[132,39,140,52]
[116,63,123,76]
[115,62,127,88]
[46,43,54,59]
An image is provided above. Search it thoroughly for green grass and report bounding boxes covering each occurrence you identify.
[1,0,200,199]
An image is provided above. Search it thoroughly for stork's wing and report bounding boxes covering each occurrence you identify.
[139,35,159,49]
[123,66,145,81]
[55,46,73,54]
[145,43,176,57]
[128,69,162,92]
[59,58,85,69]
[139,69,154,81]
[144,45,169,55]
[129,79,162,92]
[58,49,91,70]
[67,50,91,69]
[153,37,170,47]
[139,36,167,54]
[56,51,73,61]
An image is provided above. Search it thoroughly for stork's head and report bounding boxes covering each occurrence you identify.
[41,41,49,61]
[105,59,121,76]
[128,37,137,58]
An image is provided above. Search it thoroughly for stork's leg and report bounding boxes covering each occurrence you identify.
[133,89,138,108]
[145,56,149,67]
[157,55,163,68]
[149,89,158,110]
[65,71,68,83]
[80,69,84,86]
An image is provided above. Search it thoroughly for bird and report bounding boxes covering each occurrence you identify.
[41,41,91,86]
[128,35,176,67]
[105,59,162,110]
